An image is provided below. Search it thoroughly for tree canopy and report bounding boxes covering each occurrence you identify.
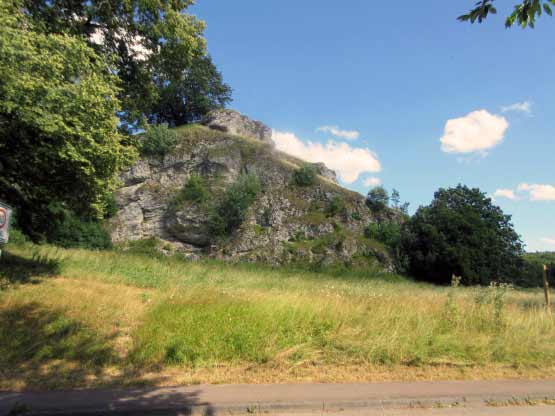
[0,0,134,239]
[401,185,524,286]
[1,0,232,243]
[460,0,555,28]
[149,54,232,126]
[21,0,231,127]
[366,186,390,213]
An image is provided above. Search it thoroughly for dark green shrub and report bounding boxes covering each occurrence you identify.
[326,196,346,217]
[365,222,409,274]
[47,203,112,249]
[5,228,28,245]
[365,222,402,249]
[140,124,177,157]
[294,164,317,187]
[183,175,208,203]
[104,193,118,219]
[209,173,261,236]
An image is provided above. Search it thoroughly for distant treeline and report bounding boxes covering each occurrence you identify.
[524,252,555,283]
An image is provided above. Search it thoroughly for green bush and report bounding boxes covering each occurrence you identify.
[183,175,208,203]
[140,124,177,157]
[104,193,118,219]
[47,204,112,250]
[294,164,317,187]
[326,196,346,217]
[5,228,28,245]
[173,175,209,208]
[365,222,408,273]
[209,173,261,236]
[365,222,402,249]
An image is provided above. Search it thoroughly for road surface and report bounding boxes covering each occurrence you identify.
[1,379,554,415]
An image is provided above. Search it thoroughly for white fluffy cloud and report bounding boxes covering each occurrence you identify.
[541,238,555,246]
[517,183,555,201]
[493,189,519,200]
[440,110,509,154]
[363,177,382,187]
[501,101,533,114]
[272,130,381,184]
[316,125,360,141]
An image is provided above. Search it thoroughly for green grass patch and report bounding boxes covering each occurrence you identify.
[1,241,555,390]
[130,291,336,367]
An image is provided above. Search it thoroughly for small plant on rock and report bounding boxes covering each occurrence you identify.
[209,173,261,236]
[294,164,317,187]
[181,175,208,203]
[326,196,346,217]
[140,123,177,158]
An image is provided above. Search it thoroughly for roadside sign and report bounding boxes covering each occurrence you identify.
[0,201,12,244]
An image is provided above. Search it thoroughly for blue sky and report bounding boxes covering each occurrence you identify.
[191,0,555,252]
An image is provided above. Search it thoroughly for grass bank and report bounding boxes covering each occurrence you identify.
[1,241,554,391]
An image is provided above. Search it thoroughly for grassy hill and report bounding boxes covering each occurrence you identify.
[1,239,554,391]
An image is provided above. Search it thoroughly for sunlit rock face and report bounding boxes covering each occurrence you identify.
[111,111,398,271]
[202,109,274,146]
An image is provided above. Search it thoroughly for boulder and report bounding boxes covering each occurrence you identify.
[202,109,274,146]
[167,205,212,247]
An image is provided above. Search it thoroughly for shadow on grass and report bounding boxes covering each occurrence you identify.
[0,250,61,287]
[0,303,212,416]
[0,302,118,390]
[0,303,210,413]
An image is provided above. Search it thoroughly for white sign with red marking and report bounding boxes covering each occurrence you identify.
[0,202,12,244]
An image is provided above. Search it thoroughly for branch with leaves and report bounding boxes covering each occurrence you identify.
[459,0,555,28]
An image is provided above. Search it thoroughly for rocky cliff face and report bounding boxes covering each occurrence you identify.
[111,110,394,271]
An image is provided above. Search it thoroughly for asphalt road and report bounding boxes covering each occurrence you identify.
[1,380,554,415]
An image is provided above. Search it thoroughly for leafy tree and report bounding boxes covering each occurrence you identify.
[21,0,230,126]
[150,54,232,126]
[460,0,555,28]
[391,189,401,209]
[0,0,133,240]
[402,185,524,286]
[366,186,389,213]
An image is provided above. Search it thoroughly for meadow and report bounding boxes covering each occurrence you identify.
[1,240,554,391]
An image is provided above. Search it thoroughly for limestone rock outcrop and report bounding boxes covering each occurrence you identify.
[202,109,274,146]
[111,111,394,270]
